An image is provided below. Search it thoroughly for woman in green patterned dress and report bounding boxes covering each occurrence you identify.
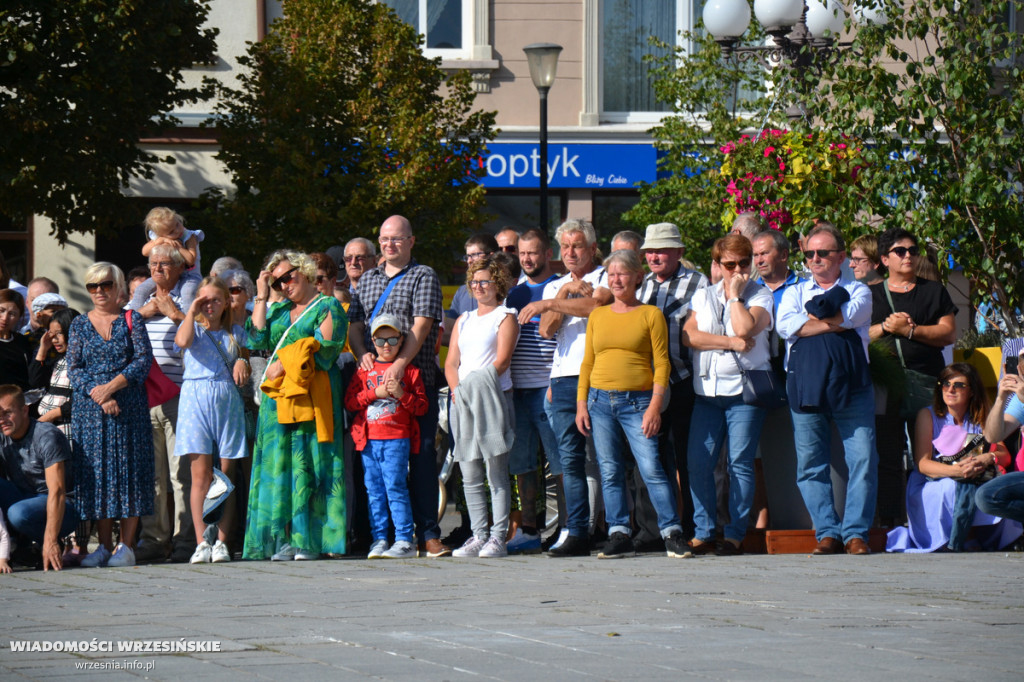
[244,250,347,560]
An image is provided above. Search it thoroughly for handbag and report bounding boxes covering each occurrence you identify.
[207,326,257,444]
[731,350,787,409]
[125,311,180,409]
[883,282,936,420]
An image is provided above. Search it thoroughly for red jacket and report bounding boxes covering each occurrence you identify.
[345,361,428,453]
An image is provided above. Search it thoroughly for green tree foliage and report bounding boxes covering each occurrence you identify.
[0,0,217,240]
[628,0,1024,334]
[812,0,1024,335]
[202,0,496,271]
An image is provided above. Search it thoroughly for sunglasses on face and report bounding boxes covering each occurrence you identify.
[228,286,245,295]
[373,336,401,347]
[888,246,920,258]
[86,280,115,293]
[941,380,968,391]
[343,255,372,263]
[270,267,299,291]
[802,249,841,260]
[499,245,517,253]
[718,258,751,271]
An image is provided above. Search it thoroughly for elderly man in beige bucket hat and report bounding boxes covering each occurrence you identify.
[632,222,709,549]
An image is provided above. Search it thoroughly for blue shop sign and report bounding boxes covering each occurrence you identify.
[478,143,656,189]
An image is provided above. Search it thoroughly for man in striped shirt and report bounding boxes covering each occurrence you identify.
[638,223,709,540]
[505,229,562,553]
[130,244,190,563]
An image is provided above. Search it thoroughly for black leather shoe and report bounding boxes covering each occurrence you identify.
[546,534,590,557]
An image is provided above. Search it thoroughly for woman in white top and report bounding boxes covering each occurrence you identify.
[444,256,519,558]
[683,234,774,556]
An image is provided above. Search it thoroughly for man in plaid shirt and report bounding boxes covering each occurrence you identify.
[348,215,449,557]
[637,223,709,541]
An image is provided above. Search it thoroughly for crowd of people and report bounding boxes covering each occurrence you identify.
[1,208,1023,572]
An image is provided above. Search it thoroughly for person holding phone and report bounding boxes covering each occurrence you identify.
[977,352,1024,527]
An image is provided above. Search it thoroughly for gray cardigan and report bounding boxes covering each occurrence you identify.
[451,364,514,462]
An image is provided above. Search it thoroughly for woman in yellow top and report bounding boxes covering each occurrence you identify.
[575,249,690,559]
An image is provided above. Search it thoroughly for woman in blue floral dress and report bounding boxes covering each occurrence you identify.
[68,263,154,568]
[244,250,347,560]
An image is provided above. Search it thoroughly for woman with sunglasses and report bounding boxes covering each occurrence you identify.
[868,227,957,526]
[244,250,348,561]
[887,363,1021,552]
[67,263,154,567]
[682,234,774,556]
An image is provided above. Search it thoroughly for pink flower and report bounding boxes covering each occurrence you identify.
[763,146,775,157]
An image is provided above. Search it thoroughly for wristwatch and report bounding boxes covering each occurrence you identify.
[727,297,745,305]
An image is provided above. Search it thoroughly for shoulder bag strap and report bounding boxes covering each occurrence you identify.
[370,269,408,322]
[883,281,909,369]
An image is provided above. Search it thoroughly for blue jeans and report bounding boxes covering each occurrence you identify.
[547,376,590,537]
[588,389,681,537]
[510,386,562,476]
[412,383,441,542]
[362,438,414,543]
[976,471,1024,524]
[949,479,980,552]
[790,385,878,543]
[0,478,80,544]
[687,393,766,543]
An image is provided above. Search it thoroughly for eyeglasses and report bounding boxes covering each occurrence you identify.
[86,280,115,293]
[463,251,492,263]
[718,258,751,271]
[343,254,372,263]
[228,286,245,295]
[888,246,920,258]
[270,267,299,291]
[379,236,411,245]
[802,249,841,260]
[468,280,493,289]
[315,274,328,284]
[499,245,518,254]
[148,261,174,270]
[373,336,401,347]
[941,380,969,391]
[848,257,872,265]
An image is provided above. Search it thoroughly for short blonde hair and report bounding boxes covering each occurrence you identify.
[144,206,185,237]
[84,262,126,296]
[263,249,317,284]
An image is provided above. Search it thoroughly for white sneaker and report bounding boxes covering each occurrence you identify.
[107,543,136,568]
[294,548,319,561]
[479,536,508,558]
[271,543,296,561]
[452,535,487,558]
[190,542,212,564]
[211,541,231,563]
[80,545,112,568]
[367,539,389,559]
[382,540,416,559]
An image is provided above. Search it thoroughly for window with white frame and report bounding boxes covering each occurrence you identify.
[601,0,703,122]
[380,0,473,59]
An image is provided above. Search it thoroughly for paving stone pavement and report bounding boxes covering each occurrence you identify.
[2,549,1023,680]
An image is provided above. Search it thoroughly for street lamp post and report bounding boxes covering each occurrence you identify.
[523,43,562,236]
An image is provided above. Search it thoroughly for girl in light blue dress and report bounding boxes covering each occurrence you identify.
[173,276,249,564]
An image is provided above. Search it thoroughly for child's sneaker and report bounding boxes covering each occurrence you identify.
[478,536,507,558]
[452,535,487,558]
[367,539,389,559]
[190,542,212,564]
[211,541,232,563]
[382,541,416,559]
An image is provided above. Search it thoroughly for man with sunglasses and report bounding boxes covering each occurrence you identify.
[128,244,193,564]
[777,222,877,556]
[347,215,448,557]
[343,237,377,296]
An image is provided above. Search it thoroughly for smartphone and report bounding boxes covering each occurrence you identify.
[1007,355,1020,376]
